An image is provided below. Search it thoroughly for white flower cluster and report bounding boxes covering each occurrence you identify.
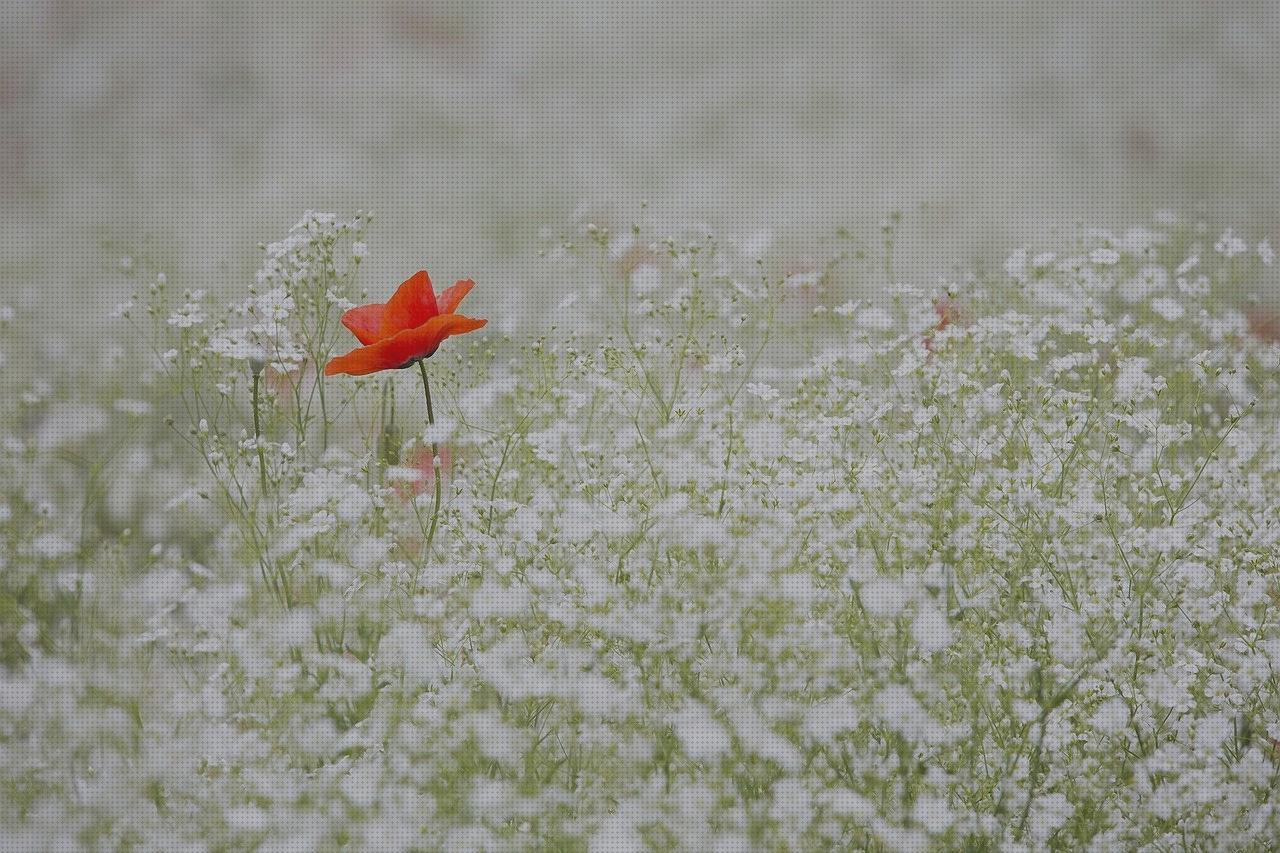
[208,286,305,373]
[256,210,368,288]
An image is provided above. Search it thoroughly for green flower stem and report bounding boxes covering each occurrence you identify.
[418,359,443,563]
[252,369,269,496]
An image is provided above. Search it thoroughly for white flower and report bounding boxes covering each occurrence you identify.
[31,533,75,559]
[1090,697,1129,734]
[1259,239,1275,266]
[209,320,304,373]
[672,702,732,762]
[113,398,152,416]
[1215,229,1248,257]
[745,382,779,401]
[857,307,895,330]
[1032,251,1058,270]
[351,240,368,258]
[1115,357,1160,403]
[912,605,952,652]
[913,795,955,834]
[166,302,206,328]
[861,577,905,618]
[325,289,356,310]
[1177,274,1211,296]
[1149,296,1185,322]
[1005,248,1028,279]
[1028,793,1075,843]
[249,287,294,322]
[705,353,734,373]
[785,270,820,289]
[1090,248,1121,266]
[630,264,662,294]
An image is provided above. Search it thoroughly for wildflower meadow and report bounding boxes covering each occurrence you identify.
[2,208,1280,851]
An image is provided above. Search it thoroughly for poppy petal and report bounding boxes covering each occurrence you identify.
[437,278,475,315]
[380,270,439,338]
[324,313,487,377]
[340,303,387,345]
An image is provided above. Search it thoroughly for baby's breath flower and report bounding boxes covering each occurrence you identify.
[856,307,894,330]
[1259,239,1275,266]
[745,382,779,401]
[1215,228,1248,257]
[166,302,206,328]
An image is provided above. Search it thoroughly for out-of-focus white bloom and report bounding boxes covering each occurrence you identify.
[671,702,732,763]
[247,286,294,322]
[1115,357,1159,402]
[705,353,734,372]
[113,398,152,416]
[1032,251,1057,269]
[1090,697,1129,735]
[31,533,75,559]
[36,403,108,452]
[739,229,773,260]
[912,605,952,652]
[1150,296,1185,321]
[1005,248,1028,279]
[209,287,304,372]
[1028,793,1075,843]
[1215,229,1248,257]
[913,795,955,834]
[745,382,779,401]
[630,264,662,294]
[857,307,895,330]
[209,325,304,372]
[1259,239,1275,266]
[1177,273,1212,296]
[861,577,905,618]
[1118,265,1167,303]
[166,302,206,328]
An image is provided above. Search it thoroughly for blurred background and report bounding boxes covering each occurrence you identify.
[2,0,1278,324]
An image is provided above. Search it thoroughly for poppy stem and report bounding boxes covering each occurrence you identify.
[417,359,442,564]
[251,370,269,496]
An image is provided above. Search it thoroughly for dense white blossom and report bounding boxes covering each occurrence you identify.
[3,214,1279,849]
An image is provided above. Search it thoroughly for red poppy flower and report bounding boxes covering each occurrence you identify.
[324,269,486,376]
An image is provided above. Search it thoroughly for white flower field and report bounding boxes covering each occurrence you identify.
[5,1,1280,850]
[3,210,1280,850]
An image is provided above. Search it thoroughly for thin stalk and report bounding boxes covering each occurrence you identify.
[418,360,443,562]
[716,411,733,518]
[251,370,269,495]
[317,366,330,451]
